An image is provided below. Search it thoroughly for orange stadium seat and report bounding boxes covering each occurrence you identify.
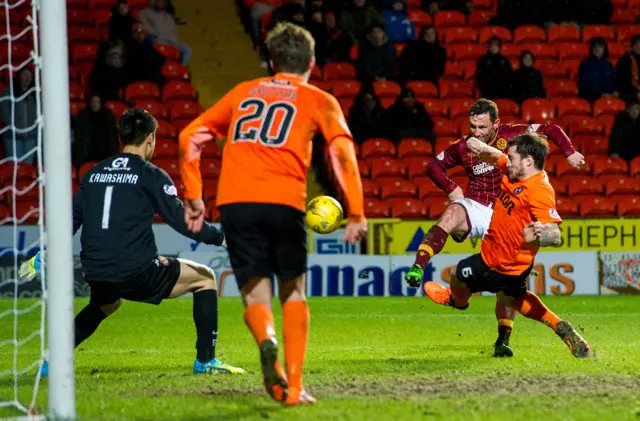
[379,177,417,199]
[597,114,615,135]
[468,10,495,27]
[373,80,402,98]
[125,82,161,102]
[364,198,390,217]
[161,62,190,81]
[605,176,639,196]
[555,196,580,217]
[156,120,177,139]
[70,100,84,117]
[567,117,602,136]
[578,134,609,155]
[433,118,459,137]
[332,80,361,98]
[546,79,579,97]
[362,178,381,198]
[68,26,99,44]
[323,62,356,80]
[439,80,474,98]
[443,61,465,79]
[555,157,593,177]
[135,100,168,119]
[408,9,432,27]
[513,25,546,43]
[548,24,581,43]
[68,81,86,102]
[545,154,565,177]
[446,98,475,118]
[358,159,371,178]
[404,156,432,178]
[593,97,625,117]
[368,157,406,178]
[407,80,438,97]
[617,196,640,216]
[14,201,39,225]
[168,100,204,122]
[201,159,222,179]
[479,26,512,43]
[203,179,218,200]
[568,176,603,196]
[611,8,636,23]
[598,174,623,185]
[361,138,397,159]
[72,43,99,63]
[398,138,433,158]
[582,25,616,42]
[450,44,485,61]
[558,43,590,60]
[419,98,447,116]
[154,44,182,61]
[616,25,640,43]
[548,177,568,196]
[162,81,198,101]
[390,198,426,218]
[522,99,556,122]
[608,43,626,59]
[593,157,629,175]
[104,101,129,120]
[154,139,178,159]
[434,11,466,28]
[579,195,616,217]
[631,157,640,176]
[494,99,520,117]
[425,196,450,218]
[417,179,443,199]
[556,97,592,117]
[444,27,478,44]
[67,9,92,26]
[537,60,567,79]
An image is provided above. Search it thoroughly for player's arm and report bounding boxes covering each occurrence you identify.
[147,167,225,246]
[426,141,463,200]
[466,137,506,169]
[523,185,563,247]
[530,124,584,169]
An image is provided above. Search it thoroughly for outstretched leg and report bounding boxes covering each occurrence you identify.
[75,299,122,348]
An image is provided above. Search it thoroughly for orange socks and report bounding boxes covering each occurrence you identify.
[244,303,276,344]
[514,291,561,331]
[282,300,310,395]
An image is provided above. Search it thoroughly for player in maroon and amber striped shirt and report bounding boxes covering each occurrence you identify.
[404,99,584,357]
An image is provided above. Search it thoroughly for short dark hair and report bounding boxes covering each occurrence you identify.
[631,35,640,46]
[119,108,157,146]
[266,22,315,74]
[469,98,499,122]
[511,133,549,170]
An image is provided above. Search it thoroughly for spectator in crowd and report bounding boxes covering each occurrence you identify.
[0,67,37,164]
[338,0,384,42]
[245,0,280,48]
[109,0,136,44]
[268,0,306,27]
[616,36,640,103]
[512,50,546,104]
[489,0,549,30]
[578,38,617,103]
[348,85,389,143]
[476,36,513,100]
[384,0,415,42]
[89,41,132,102]
[307,8,329,65]
[398,25,445,84]
[72,96,120,169]
[357,24,397,82]
[424,0,474,15]
[609,101,640,162]
[385,87,434,142]
[140,0,191,65]
[126,23,166,86]
[325,12,354,62]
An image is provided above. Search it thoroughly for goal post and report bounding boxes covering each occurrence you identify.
[39,0,76,418]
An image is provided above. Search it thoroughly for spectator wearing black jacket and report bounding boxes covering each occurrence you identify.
[512,51,546,103]
[72,96,119,168]
[609,101,640,162]
[357,24,397,83]
[385,87,435,142]
[476,36,513,100]
[616,36,640,103]
[578,38,617,103]
[348,85,389,143]
[398,25,446,84]
[108,0,136,44]
[325,12,354,62]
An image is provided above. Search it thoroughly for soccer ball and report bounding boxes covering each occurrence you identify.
[305,195,343,234]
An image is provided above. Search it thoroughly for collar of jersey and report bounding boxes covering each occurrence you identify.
[274,72,306,82]
[514,169,545,185]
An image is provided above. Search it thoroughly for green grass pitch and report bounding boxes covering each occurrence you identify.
[1,296,640,421]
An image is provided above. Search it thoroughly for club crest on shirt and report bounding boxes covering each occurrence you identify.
[437,152,445,160]
[163,184,178,196]
[496,138,507,150]
[513,186,524,195]
[549,208,560,219]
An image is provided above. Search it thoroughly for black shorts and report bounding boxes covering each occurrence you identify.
[219,203,307,288]
[87,256,181,306]
[455,253,532,298]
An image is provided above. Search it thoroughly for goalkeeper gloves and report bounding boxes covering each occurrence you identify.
[19,252,41,281]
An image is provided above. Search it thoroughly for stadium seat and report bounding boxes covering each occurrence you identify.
[5,179,40,204]
[597,114,615,135]
[468,10,495,27]
[405,0,421,9]
[338,98,354,116]
[444,27,478,44]
[522,99,556,122]
[373,80,402,98]
[453,116,469,134]
[446,98,474,118]
[0,162,37,183]
[134,100,168,120]
[155,120,177,139]
[567,117,602,136]
[78,161,99,181]
[611,8,636,23]
[579,195,616,217]
[479,26,512,43]
[416,178,443,199]
[608,43,626,59]
[364,198,390,217]
[443,61,465,79]
[202,179,218,200]
[434,137,458,153]
[168,100,204,122]
[154,139,178,159]
[582,25,616,42]
[459,60,477,80]
[598,173,623,185]
[68,0,88,9]
[593,157,629,175]
[68,81,86,102]
[616,24,640,43]
[390,198,426,218]
[425,196,450,218]
[548,177,568,196]
[557,43,590,60]
[617,196,640,216]
[201,159,222,179]
[71,43,99,63]
[404,156,432,178]
[125,82,161,102]
[537,60,568,79]
[368,157,405,178]
[513,25,546,43]
[450,44,485,61]
[310,65,322,80]
[439,80,474,98]
[68,26,99,44]
[605,176,639,196]
[92,9,112,29]
[494,99,520,117]
[161,62,190,81]
[361,138,397,159]
[362,178,380,198]
[593,97,625,117]
[433,10,466,28]
[379,177,417,199]
[323,62,356,80]
[309,80,333,92]
[408,9,432,27]
[332,80,361,98]
[523,44,559,61]
[548,24,581,42]
[555,196,579,218]
[14,201,39,225]
[394,43,407,57]
[88,0,115,9]
[407,81,438,98]
[578,134,609,155]
[568,176,603,196]
[433,118,459,137]
[67,9,92,26]
[419,98,448,116]
[70,100,84,117]
[154,43,182,61]
[546,79,579,97]
[153,159,180,179]
[398,138,433,158]
[104,101,129,120]
[555,157,592,177]
[562,58,582,79]
[556,97,592,117]
[500,43,521,60]
[358,159,370,178]
[631,156,640,176]
[162,81,197,101]
[380,97,395,109]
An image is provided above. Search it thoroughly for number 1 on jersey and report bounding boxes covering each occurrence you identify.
[102,186,114,230]
[232,98,296,146]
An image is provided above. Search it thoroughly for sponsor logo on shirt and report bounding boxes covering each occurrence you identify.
[472,162,495,175]
[104,157,131,172]
[163,185,178,196]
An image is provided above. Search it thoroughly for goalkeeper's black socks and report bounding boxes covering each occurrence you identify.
[193,289,218,363]
[74,303,108,348]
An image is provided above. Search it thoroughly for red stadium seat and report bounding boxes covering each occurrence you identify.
[407,81,438,97]
[611,8,636,23]
[439,80,473,98]
[358,159,371,178]
[555,156,593,177]
[68,81,86,102]
[168,100,204,122]
[202,142,222,159]
[578,134,609,155]
[154,139,179,159]
[433,11,466,28]
[70,100,84,117]
[608,43,626,59]
[0,162,37,183]
[332,80,361,98]
[104,101,129,120]
[631,156,640,176]
[582,25,616,42]
[616,25,640,43]
[154,43,182,61]
[394,43,407,57]
[545,154,565,177]
[373,80,402,98]
[459,60,477,80]
[404,156,432,178]
[14,201,40,225]
[71,43,99,63]
[203,179,218,200]
[425,196,450,218]
[380,97,395,109]
[557,43,590,60]
[597,114,615,135]
[522,99,556,122]
[546,79,579,97]
[433,118,459,137]
[562,59,582,79]
[134,100,168,119]
[364,198,390,217]
[379,177,417,199]
[579,195,616,217]
[5,180,40,204]
[593,157,629,175]
[605,176,639,196]
[310,65,322,80]
[444,27,478,44]
[468,9,495,26]
[446,98,475,118]
[434,137,458,153]
[568,176,603,196]
[555,196,579,218]
[156,120,177,139]
[548,177,568,196]
[309,80,333,92]
[201,159,222,179]
[162,81,197,101]
[537,60,567,79]
[548,24,581,42]
[161,62,190,81]
[68,0,88,9]
[88,0,115,9]
[125,82,161,102]
[443,61,465,79]
[78,161,100,181]
[450,44,485,61]
[368,157,406,178]
[68,26,99,44]
[494,99,520,117]
[92,9,112,29]
[453,116,469,134]
[500,43,522,60]
[593,97,625,117]
[339,98,354,116]
[408,9,432,27]
[362,178,381,198]
[419,98,448,116]
[513,25,546,43]
[479,26,512,43]
[361,138,397,159]
[617,196,640,216]
[390,198,426,218]
[154,159,180,179]
[567,117,602,136]
[405,0,421,9]
[416,178,443,199]
[398,138,433,158]
[323,62,356,80]
[67,9,92,26]
[556,97,592,117]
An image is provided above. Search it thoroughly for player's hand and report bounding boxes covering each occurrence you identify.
[447,187,464,202]
[343,219,368,245]
[523,221,543,244]
[185,199,206,233]
[466,137,486,154]
[566,151,585,170]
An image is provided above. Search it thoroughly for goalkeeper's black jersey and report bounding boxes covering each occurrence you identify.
[73,153,224,282]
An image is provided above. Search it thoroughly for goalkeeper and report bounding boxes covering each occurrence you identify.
[21,108,244,376]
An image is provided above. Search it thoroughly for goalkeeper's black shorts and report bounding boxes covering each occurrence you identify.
[87,256,181,306]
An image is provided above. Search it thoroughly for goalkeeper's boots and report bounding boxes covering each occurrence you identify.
[193,359,245,375]
[37,361,48,378]
[285,389,317,407]
[493,339,514,358]
[19,252,41,281]
[555,321,592,358]
[423,282,469,310]
[259,338,289,402]
[404,264,424,288]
